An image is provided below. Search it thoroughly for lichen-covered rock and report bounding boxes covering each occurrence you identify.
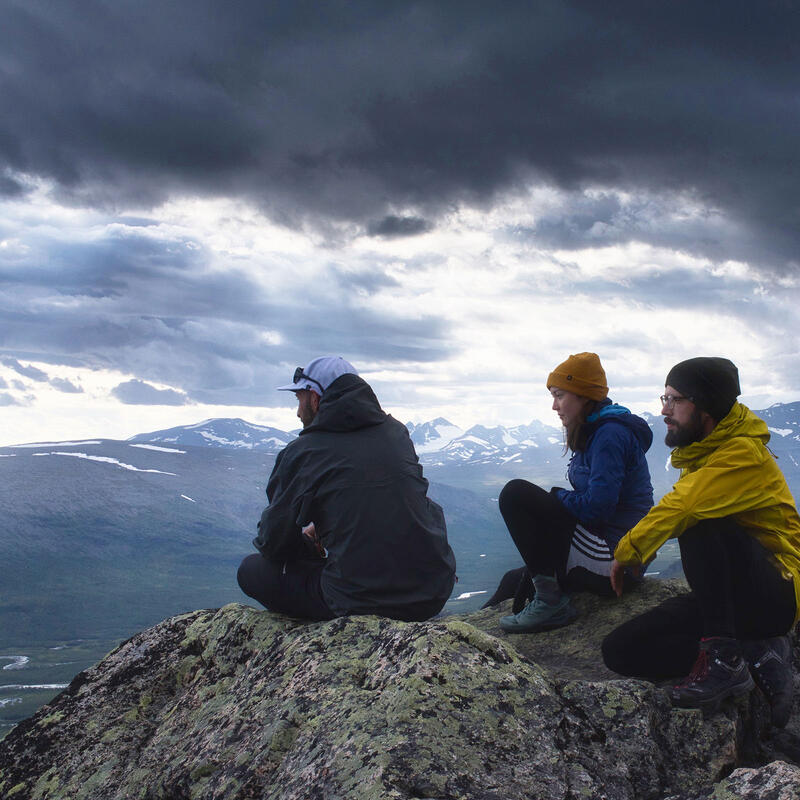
[0,579,794,799]
[467,576,691,681]
[665,760,800,799]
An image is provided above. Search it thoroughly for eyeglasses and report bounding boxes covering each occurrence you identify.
[293,367,324,394]
[660,394,693,409]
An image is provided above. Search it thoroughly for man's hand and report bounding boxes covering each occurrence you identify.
[301,522,316,541]
[610,559,646,597]
[302,522,326,558]
[609,559,626,598]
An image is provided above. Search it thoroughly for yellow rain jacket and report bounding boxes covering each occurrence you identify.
[614,402,800,622]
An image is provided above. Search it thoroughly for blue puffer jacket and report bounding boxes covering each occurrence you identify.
[553,400,654,549]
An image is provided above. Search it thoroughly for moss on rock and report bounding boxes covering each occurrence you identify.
[0,580,793,799]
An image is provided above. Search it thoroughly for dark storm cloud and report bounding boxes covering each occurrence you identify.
[111,379,189,406]
[367,216,432,239]
[1,357,48,381]
[0,172,24,198]
[2,1,799,269]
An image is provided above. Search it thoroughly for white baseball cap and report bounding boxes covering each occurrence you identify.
[277,356,358,395]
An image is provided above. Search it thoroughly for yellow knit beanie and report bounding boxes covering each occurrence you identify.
[547,352,608,400]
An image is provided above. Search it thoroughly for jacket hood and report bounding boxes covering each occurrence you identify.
[671,401,769,469]
[301,373,386,434]
[586,399,653,453]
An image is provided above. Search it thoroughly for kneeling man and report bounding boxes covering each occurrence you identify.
[603,357,800,725]
[238,356,457,622]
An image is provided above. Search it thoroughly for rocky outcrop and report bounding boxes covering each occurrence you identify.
[0,579,797,799]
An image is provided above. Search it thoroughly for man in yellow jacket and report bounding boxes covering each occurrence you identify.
[602,357,800,725]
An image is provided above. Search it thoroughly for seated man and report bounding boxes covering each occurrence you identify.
[238,356,457,622]
[603,357,800,726]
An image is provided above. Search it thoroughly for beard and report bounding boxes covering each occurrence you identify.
[665,407,706,447]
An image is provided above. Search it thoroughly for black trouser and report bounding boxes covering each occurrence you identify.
[602,518,797,679]
[492,479,628,601]
[237,553,335,621]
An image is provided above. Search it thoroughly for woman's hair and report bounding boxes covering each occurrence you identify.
[564,398,604,453]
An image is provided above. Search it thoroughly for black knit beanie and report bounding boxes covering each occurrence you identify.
[665,357,740,422]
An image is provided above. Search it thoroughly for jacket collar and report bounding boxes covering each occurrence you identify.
[670,402,769,469]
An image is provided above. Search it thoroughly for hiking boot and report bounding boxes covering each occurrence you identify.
[742,636,794,728]
[499,593,578,634]
[669,637,754,712]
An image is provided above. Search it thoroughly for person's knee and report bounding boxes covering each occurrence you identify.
[679,518,744,568]
[499,479,527,513]
[237,553,263,597]
[601,626,635,676]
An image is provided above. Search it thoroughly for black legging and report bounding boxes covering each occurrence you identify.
[499,479,575,580]
[492,479,631,602]
[602,518,797,679]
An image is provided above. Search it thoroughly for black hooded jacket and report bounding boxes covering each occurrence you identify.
[254,373,456,619]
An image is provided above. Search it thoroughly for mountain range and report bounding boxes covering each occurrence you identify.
[129,402,800,499]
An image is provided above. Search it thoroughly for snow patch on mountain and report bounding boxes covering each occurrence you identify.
[11,440,102,449]
[406,418,463,454]
[44,452,177,476]
[769,427,793,437]
[129,444,186,454]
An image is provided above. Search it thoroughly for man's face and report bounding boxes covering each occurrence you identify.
[662,384,706,447]
[295,389,320,428]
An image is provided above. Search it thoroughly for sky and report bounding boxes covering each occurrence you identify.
[2,0,800,446]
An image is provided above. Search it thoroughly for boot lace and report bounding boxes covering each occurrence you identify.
[675,648,709,688]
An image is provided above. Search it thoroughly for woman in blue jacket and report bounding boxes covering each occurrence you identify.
[491,352,654,633]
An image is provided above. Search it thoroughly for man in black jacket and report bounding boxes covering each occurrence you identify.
[237,356,457,621]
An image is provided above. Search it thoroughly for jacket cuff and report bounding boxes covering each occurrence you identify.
[613,535,642,567]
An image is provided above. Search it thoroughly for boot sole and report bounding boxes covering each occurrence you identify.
[671,673,755,714]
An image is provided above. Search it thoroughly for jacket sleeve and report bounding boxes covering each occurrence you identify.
[558,425,632,526]
[614,436,772,566]
[253,447,308,562]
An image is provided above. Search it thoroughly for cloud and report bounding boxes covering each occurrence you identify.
[367,216,432,239]
[330,266,400,295]
[0,392,21,406]
[0,172,25,198]
[111,379,189,406]
[1,2,799,270]
[49,377,83,393]
[1,357,48,381]
[0,214,454,405]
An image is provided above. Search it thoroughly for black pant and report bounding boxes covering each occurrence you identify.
[499,479,575,578]
[237,553,335,621]
[602,518,796,679]
[495,479,628,599]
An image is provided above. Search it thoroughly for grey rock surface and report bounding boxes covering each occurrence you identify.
[0,578,796,799]
[665,760,800,799]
